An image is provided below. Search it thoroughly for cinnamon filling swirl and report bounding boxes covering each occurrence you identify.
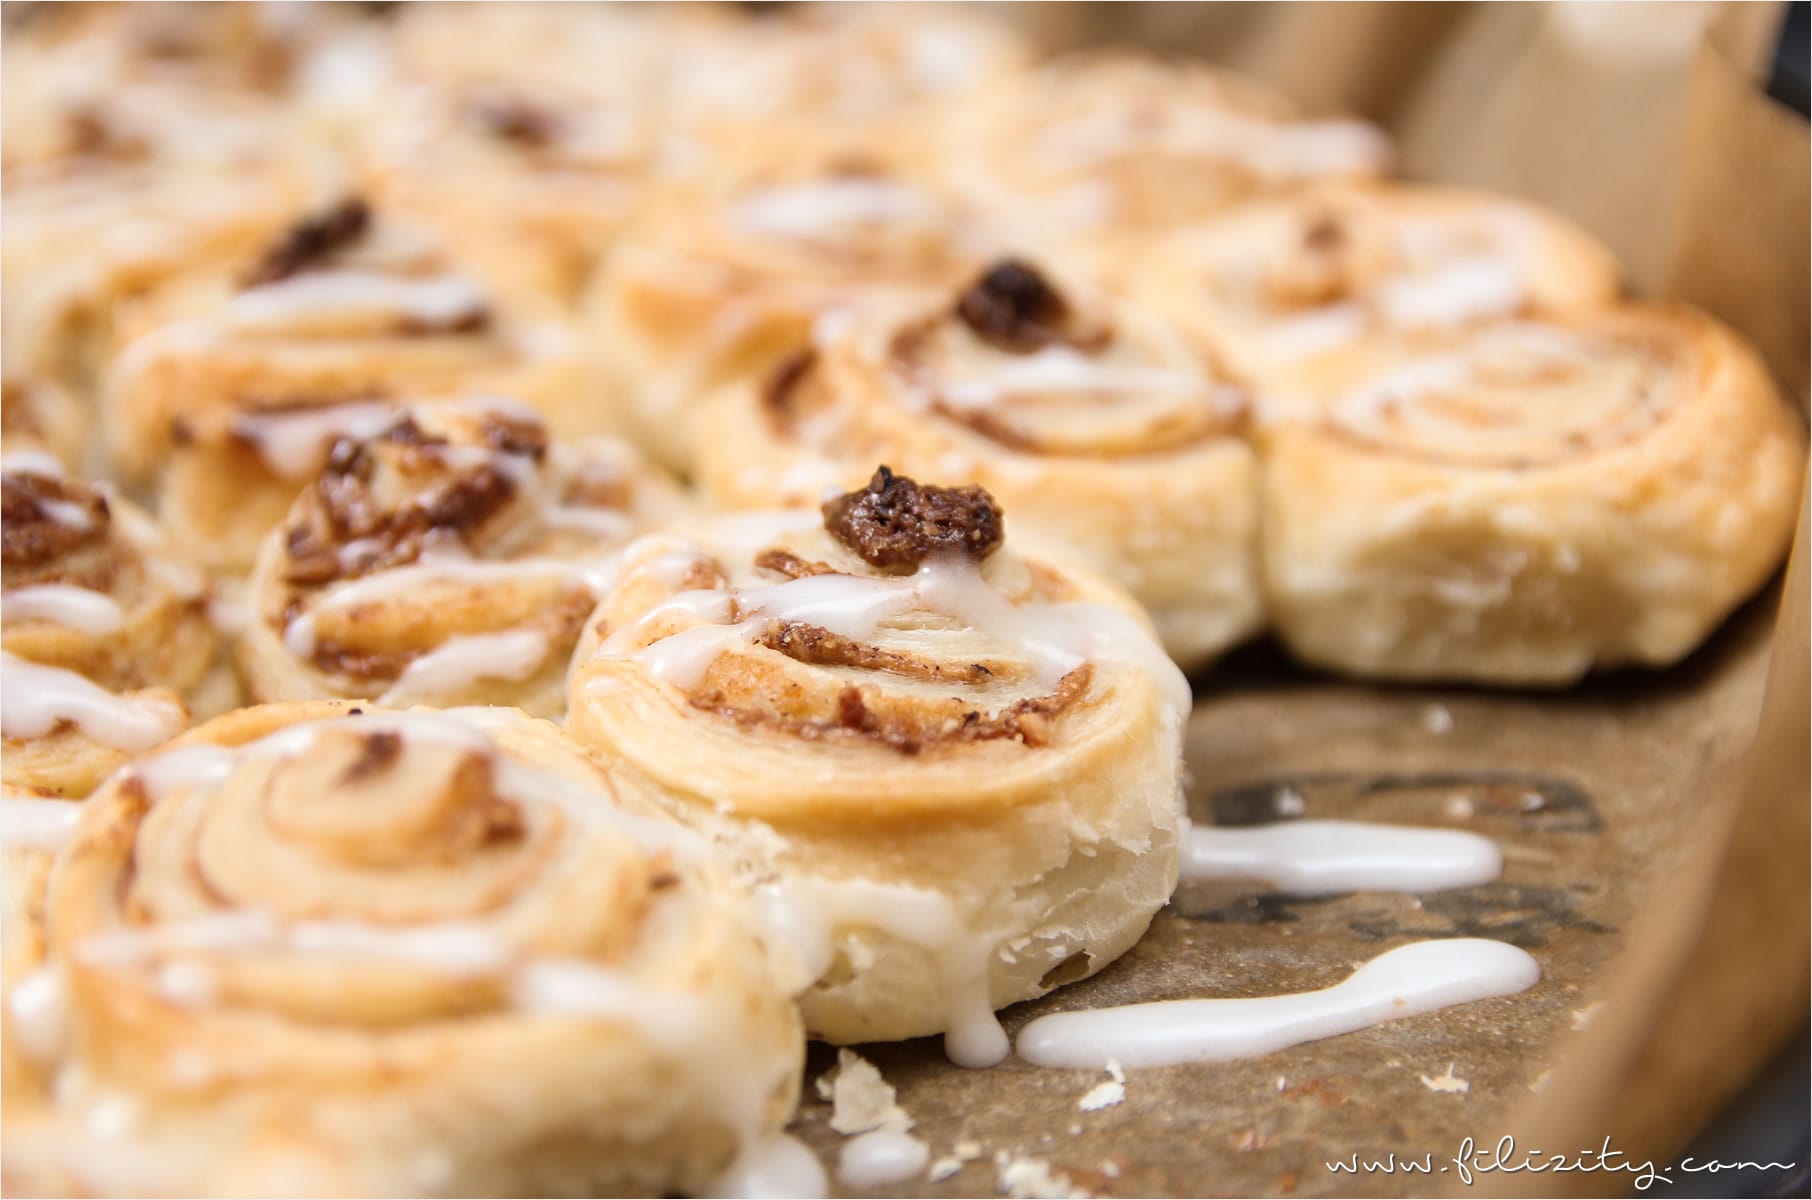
[280,415,530,587]
[1321,326,1682,469]
[1,473,110,571]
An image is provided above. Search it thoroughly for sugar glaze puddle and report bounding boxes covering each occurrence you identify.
[1017,938,1541,1069]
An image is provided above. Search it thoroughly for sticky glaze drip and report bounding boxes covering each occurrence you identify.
[1016,938,1540,1069]
[839,1130,931,1188]
[232,402,402,479]
[755,877,1007,1069]
[227,270,491,336]
[0,795,84,850]
[376,629,553,705]
[607,544,1190,719]
[0,652,184,752]
[939,346,1212,409]
[283,549,620,659]
[732,179,932,240]
[1375,256,1526,331]
[2,585,126,634]
[712,1133,830,1199]
[1180,820,1503,894]
[6,967,68,1066]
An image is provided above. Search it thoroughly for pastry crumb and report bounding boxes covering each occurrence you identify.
[1077,1058,1126,1112]
[816,1048,912,1134]
[994,1151,1090,1198]
[1418,1063,1469,1094]
[1421,704,1454,734]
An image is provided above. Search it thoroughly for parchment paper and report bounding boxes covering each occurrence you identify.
[791,4,1810,1196]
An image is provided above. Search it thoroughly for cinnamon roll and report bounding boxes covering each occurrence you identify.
[101,196,593,573]
[661,4,1030,180]
[567,472,1188,1063]
[1135,184,1622,408]
[1261,307,1807,684]
[584,161,991,473]
[939,52,1393,239]
[1,96,316,396]
[698,258,1263,670]
[1,455,218,798]
[357,74,662,306]
[1,701,803,1197]
[241,400,687,717]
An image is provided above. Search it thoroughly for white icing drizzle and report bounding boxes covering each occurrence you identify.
[1016,939,1540,1070]
[838,1130,931,1188]
[0,652,184,753]
[940,346,1213,408]
[511,959,712,1047]
[755,877,1008,1069]
[283,548,620,659]
[2,585,126,634]
[378,628,552,705]
[126,709,700,859]
[6,967,68,1066]
[711,1134,830,1200]
[227,270,491,336]
[1376,256,1526,331]
[606,544,1190,719]
[1180,820,1503,895]
[1252,302,1368,364]
[0,795,83,850]
[0,450,67,477]
[732,179,931,240]
[230,401,401,479]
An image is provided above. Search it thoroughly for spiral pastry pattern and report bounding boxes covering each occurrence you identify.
[2,701,803,1197]
[1136,183,1622,403]
[568,472,1186,1064]
[700,257,1264,670]
[939,52,1393,239]
[241,399,686,716]
[584,160,991,473]
[1260,307,1807,683]
[101,197,592,574]
[1,453,218,797]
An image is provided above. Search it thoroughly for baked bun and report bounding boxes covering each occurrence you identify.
[1,454,216,797]
[1136,183,1622,408]
[1261,307,1806,683]
[241,399,686,716]
[584,160,991,473]
[698,257,1263,670]
[101,197,592,573]
[358,73,662,306]
[2,702,803,1197]
[940,52,1393,239]
[568,472,1187,1063]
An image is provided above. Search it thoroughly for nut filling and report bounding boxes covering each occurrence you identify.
[1,472,110,571]
[280,417,524,586]
[821,466,1004,570]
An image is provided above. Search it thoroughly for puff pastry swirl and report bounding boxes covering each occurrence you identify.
[568,472,1187,1064]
